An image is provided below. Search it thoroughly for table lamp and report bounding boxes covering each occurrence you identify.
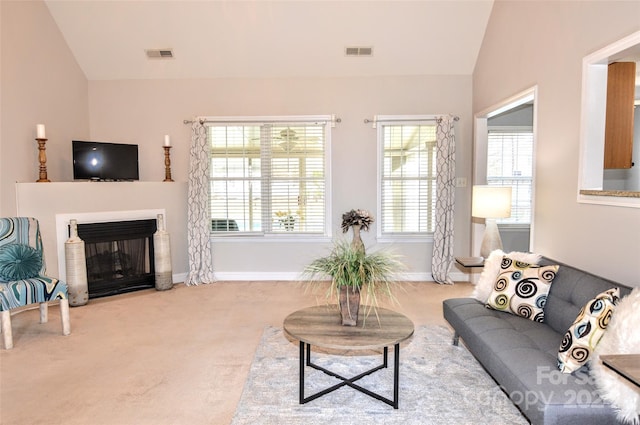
[472,185,512,258]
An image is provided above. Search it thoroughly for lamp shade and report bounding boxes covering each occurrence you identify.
[472,185,512,219]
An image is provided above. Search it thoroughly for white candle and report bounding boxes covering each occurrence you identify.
[164,135,171,147]
[36,124,46,139]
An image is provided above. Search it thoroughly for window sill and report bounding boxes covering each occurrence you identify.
[497,224,530,231]
[211,235,333,243]
[376,235,434,244]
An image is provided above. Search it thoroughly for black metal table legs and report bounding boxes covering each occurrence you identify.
[298,341,401,409]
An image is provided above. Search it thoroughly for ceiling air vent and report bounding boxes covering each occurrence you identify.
[345,46,373,57]
[145,49,174,59]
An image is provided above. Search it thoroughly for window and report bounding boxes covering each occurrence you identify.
[378,118,438,235]
[486,127,533,224]
[208,117,330,236]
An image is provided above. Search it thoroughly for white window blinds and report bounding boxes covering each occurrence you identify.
[487,127,533,224]
[208,118,329,235]
[379,119,438,235]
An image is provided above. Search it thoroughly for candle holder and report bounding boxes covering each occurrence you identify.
[36,138,50,182]
[163,146,174,182]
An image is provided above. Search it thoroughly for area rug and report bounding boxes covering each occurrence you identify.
[231,325,529,425]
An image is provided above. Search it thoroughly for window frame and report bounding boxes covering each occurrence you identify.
[206,115,333,241]
[376,115,440,242]
[486,125,534,227]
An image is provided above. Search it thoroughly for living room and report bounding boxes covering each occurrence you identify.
[1,1,639,424]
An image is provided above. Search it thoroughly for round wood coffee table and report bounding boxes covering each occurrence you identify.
[283,304,414,409]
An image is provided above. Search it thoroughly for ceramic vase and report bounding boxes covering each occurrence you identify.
[65,219,89,306]
[153,214,173,291]
[351,224,364,253]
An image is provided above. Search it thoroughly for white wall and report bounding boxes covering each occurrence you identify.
[88,76,473,280]
[0,0,89,216]
[474,0,640,287]
[5,0,639,286]
[2,1,474,282]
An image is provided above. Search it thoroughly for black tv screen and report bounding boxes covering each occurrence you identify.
[73,140,139,181]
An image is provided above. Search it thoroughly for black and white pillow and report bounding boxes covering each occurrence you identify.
[557,287,619,374]
[486,257,558,322]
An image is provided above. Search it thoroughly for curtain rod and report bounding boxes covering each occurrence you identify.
[363,114,459,125]
[183,115,341,126]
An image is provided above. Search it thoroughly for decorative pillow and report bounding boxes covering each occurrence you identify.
[590,288,640,425]
[472,250,542,303]
[557,287,620,374]
[0,243,43,281]
[486,258,558,322]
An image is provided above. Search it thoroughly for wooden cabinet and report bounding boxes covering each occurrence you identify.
[604,62,636,169]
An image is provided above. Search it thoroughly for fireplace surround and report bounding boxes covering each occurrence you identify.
[55,209,166,298]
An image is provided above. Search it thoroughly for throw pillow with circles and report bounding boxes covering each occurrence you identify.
[486,257,559,322]
[557,287,620,374]
[472,250,542,303]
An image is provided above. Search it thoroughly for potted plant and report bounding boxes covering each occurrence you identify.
[275,210,297,231]
[303,210,404,326]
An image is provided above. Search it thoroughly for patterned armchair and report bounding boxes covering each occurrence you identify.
[0,217,70,349]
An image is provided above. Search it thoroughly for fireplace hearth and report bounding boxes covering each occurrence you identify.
[76,219,157,298]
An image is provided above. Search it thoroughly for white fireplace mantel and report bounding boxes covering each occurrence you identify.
[15,182,188,282]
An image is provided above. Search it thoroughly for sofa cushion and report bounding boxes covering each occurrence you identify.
[540,257,632,335]
[486,260,559,322]
[557,288,619,374]
[0,243,43,281]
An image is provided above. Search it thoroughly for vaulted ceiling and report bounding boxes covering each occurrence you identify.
[44,0,494,80]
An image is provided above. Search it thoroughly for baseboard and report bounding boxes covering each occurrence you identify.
[210,271,470,282]
[172,272,188,283]
[449,271,471,282]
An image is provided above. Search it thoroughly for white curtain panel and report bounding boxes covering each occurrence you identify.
[431,116,456,284]
[186,121,215,286]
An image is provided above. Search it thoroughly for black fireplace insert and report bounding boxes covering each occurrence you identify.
[75,219,156,298]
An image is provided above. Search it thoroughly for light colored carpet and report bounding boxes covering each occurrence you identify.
[0,281,476,424]
[231,325,529,425]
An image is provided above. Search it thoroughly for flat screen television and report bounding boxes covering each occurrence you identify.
[72,140,139,181]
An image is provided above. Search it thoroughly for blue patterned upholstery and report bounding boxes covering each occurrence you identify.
[0,217,68,310]
[0,217,70,349]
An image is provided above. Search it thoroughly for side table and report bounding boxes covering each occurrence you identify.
[601,354,640,388]
[455,256,485,268]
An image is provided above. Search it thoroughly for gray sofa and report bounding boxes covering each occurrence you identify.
[443,257,633,425]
